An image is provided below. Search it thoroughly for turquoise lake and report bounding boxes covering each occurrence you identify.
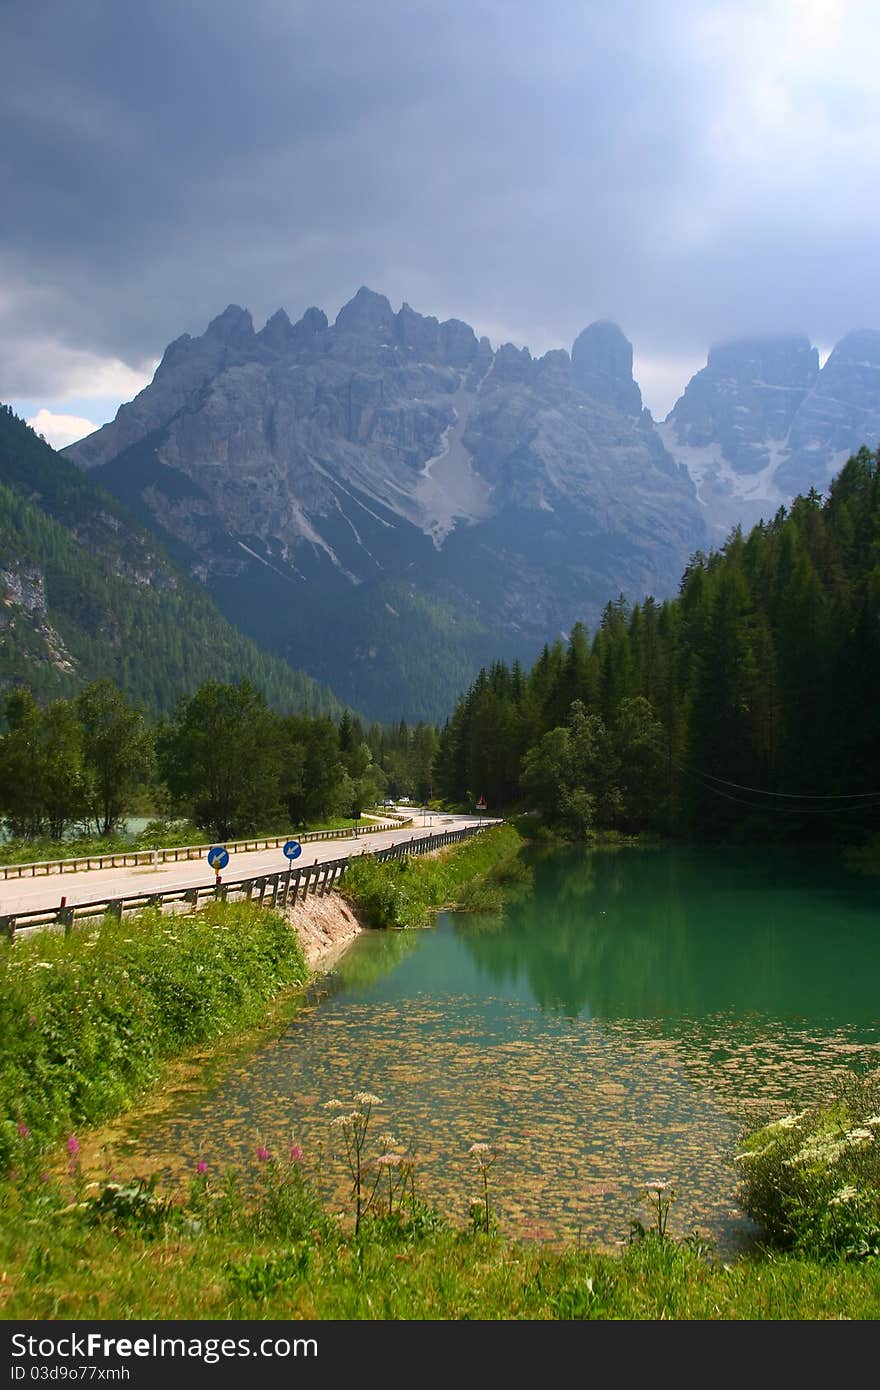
[126,845,880,1252]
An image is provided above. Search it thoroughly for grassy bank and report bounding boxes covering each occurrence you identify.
[341,824,528,927]
[0,902,307,1168]
[2,1146,880,1319]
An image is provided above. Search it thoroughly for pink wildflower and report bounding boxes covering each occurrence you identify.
[256,1146,271,1162]
[289,1145,303,1163]
[17,1123,30,1138]
[196,1161,208,1175]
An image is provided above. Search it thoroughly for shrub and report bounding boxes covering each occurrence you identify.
[342,825,524,929]
[736,1073,880,1260]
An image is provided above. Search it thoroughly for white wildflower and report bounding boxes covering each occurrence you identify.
[330,1111,361,1129]
[764,1111,807,1132]
[829,1185,860,1207]
[377,1133,402,1151]
[785,1133,847,1167]
[845,1127,873,1146]
[743,1142,785,1161]
[353,1091,381,1107]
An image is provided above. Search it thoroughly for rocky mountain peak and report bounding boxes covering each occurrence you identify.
[60,287,712,720]
[257,308,293,353]
[571,321,642,415]
[665,334,819,469]
[493,342,533,384]
[703,335,819,388]
[258,305,328,353]
[334,286,396,338]
[825,328,880,366]
[204,304,256,348]
[299,305,329,335]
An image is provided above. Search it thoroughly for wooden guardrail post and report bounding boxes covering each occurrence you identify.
[108,899,124,922]
[279,866,293,908]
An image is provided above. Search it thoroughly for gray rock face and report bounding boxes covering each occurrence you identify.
[571,321,643,416]
[667,337,818,472]
[659,331,880,540]
[65,290,707,718]
[780,330,880,495]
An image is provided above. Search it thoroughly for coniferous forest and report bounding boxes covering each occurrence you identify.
[435,448,880,843]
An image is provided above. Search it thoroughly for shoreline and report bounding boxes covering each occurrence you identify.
[286,889,368,969]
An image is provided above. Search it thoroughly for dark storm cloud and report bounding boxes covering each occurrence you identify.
[3,0,879,411]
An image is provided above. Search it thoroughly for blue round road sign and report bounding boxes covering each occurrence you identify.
[283,839,302,861]
[207,845,229,870]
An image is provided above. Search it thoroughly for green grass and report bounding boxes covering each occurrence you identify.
[341,824,528,928]
[0,901,307,1168]
[2,1161,879,1319]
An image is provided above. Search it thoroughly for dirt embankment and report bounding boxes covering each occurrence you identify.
[285,891,367,969]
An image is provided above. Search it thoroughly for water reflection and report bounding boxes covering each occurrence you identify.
[454,845,880,1021]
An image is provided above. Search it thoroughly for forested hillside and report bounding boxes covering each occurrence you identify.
[0,407,343,715]
[436,448,880,842]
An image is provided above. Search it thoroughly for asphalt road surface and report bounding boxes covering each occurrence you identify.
[1,811,500,917]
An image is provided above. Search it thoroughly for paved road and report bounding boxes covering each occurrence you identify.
[0,812,499,916]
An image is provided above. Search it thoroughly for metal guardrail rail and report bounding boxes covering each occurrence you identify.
[0,813,414,880]
[0,823,495,942]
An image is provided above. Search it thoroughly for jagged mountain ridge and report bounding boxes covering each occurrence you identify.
[64,288,880,719]
[65,289,706,720]
[657,329,880,540]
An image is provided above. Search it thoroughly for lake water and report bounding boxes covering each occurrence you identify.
[122,845,880,1253]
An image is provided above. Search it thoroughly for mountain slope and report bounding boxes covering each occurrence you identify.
[65,290,708,720]
[0,406,344,715]
[659,330,880,540]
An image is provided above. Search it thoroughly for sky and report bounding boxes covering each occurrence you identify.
[3,0,879,447]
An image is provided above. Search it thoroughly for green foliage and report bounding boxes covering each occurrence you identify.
[0,688,85,838]
[439,447,880,845]
[0,657,445,845]
[224,1247,312,1302]
[77,679,153,834]
[736,1073,880,1260]
[158,679,285,837]
[0,901,307,1169]
[342,825,524,928]
[81,1175,176,1239]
